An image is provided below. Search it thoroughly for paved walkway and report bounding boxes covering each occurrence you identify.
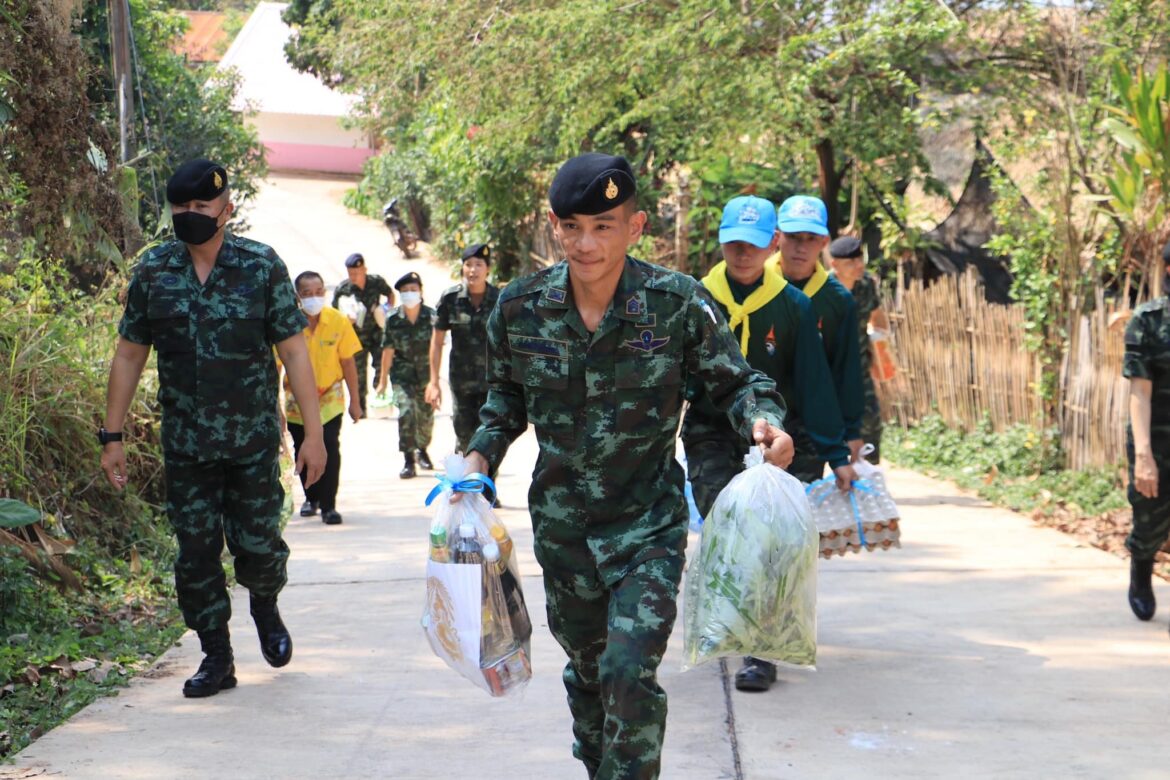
[8,178,1169,778]
[7,417,1170,779]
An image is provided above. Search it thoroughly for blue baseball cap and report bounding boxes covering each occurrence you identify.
[777,195,829,236]
[719,196,777,249]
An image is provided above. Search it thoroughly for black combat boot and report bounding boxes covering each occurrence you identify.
[416,449,434,470]
[734,656,777,692]
[1129,557,1157,621]
[250,594,293,667]
[182,626,236,698]
[399,452,416,479]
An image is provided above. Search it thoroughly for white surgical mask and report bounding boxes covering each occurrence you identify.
[301,296,327,316]
[400,291,422,307]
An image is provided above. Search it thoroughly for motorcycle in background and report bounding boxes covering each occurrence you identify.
[383,198,419,259]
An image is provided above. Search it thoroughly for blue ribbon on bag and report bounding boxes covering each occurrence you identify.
[425,472,497,506]
[806,478,878,547]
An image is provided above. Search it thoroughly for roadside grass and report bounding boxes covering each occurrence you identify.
[0,256,180,760]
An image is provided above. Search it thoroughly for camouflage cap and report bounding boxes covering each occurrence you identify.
[548,153,636,218]
[166,158,228,204]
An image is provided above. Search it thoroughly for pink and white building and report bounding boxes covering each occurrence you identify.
[219,2,374,175]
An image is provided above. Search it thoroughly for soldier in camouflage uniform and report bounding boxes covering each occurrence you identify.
[463,154,793,780]
[1123,243,1170,627]
[378,271,436,478]
[829,236,891,462]
[332,253,395,416]
[100,159,326,699]
[426,242,500,455]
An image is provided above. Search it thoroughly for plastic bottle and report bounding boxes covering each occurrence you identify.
[479,543,531,696]
[869,327,897,382]
[488,524,513,569]
[452,522,482,564]
[429,526,449,563]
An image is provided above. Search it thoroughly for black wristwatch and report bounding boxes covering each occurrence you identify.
[97,427,123,445]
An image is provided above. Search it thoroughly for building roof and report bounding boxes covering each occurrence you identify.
[217,2,357,118]
[176,11,229,63]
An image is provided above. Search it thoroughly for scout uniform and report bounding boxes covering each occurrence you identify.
[1123,276,1170,623]
[116,159,305,696]
[331,253,394,413]
[433,243,500,452]
[684,197,849,517]
[468,154,784,780]
[383,271,435,476]
[770,197,864,481]
[830,236,884,461]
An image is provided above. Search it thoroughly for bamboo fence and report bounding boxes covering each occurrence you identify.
[875,271,1129,470]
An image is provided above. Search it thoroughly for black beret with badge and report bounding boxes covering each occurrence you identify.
[461,243,491,264]
[166,158,228,204]
[829,236,863,259]
[548,153,636,218]
[395,271,422,290]
[345,252,365,268]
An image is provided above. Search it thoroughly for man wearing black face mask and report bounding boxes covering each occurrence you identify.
[100,158,327,699]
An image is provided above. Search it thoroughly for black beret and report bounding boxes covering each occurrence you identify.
[345,253,365,268]
[548,153,636,218]
[829,236,863,259]
[1162,239,1170,265]
[461,243,491,263]
[395,271,422,290]
[166,158,228,204]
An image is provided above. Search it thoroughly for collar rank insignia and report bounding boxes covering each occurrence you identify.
[605,178,619,200]
[625,329,670,353]
[548,288,566,303]
[625,297,641,315]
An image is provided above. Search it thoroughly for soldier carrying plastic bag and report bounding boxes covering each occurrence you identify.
[420,455,533,697]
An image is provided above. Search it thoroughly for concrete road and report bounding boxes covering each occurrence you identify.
[8,177,1170,779]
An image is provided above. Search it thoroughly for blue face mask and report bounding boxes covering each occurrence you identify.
[400,291,422,307]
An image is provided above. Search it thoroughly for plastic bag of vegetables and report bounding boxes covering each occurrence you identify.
[682,448,818,671]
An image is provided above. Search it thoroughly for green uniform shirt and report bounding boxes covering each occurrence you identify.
[118,233,307,460]
[331,275,394,349]
[846,272,880,379]
[790,273,865,441]
[1124,296,1170,453]
[434,282,500,394]
[382,304,435,387]
[684,273,849,468]
[467,257,784,586]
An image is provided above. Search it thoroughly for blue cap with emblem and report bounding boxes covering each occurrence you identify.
[719,196,777,249]
[777,195,829,236]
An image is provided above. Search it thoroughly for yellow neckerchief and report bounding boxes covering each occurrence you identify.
[701,261,787,355]
[765,255,830,299]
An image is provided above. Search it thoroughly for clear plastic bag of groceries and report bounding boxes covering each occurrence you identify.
[420,455,533,697]
[805,445,901,558]
[682,448,818,671]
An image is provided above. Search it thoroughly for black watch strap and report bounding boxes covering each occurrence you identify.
[97,428,123,445]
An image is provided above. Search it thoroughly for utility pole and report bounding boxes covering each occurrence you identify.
[108,0,135,164]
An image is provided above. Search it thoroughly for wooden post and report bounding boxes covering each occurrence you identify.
[108,0,135,164]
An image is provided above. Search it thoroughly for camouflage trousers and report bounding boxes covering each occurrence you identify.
[1125,441,1170,559]
[861,375,883,463]
[163,448,289,633]
[451,387,487,454]
[544,552,682,780]
[393,382,433,453]
[353,342,384,414]
[685,433,823,519]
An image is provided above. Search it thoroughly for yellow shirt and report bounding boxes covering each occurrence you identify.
[281,306,362,425]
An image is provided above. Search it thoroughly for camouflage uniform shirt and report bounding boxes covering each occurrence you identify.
[1124,296,1170,456]
[467,257,785,586]
[434,282,500,394]
[118,233,307,460]
[332,275,394,350]
[382,304,436,387]
[847,272,881,379]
